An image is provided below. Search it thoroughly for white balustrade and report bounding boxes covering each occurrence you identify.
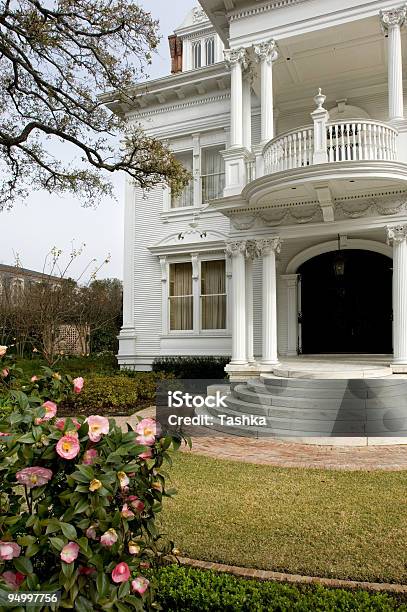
[263,119,398,175]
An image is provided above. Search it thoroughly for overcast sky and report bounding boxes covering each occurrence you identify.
[0,0,196,281]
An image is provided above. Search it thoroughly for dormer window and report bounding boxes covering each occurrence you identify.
[192,41,202,69]
[205,37,215,66]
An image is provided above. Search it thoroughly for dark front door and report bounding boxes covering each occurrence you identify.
[299,249,393,354]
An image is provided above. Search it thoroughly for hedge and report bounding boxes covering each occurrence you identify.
[61,372,169,416]
[152,356,230,379]
[153,566,407,612]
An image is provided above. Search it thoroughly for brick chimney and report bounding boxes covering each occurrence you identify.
[168,35,183,73]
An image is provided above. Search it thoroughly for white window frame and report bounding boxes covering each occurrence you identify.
[161,253,230,337]
[168,149,194,210]
[200,257,227,332]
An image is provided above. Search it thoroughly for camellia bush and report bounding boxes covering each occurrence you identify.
[0,346,182,611]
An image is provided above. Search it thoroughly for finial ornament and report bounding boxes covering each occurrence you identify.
[314,88,326,110]
[387,224,407,244]
[224,48,248,69]
[253,40,279,64]
[380,6,407,31]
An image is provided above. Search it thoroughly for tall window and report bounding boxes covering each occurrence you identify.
[171,151,193,208]
[205,37,215,65]
[201,146,225,202]
[201,260,226,330]
[192,41,202,69]
[169,263,193,330]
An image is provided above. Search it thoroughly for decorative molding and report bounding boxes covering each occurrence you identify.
[228,0,309,22]
[192,7,209,24]
[387,224,407,244]
[253,40,279,64]
[159,256,167,283]
[335,196,407,219]
[131,93,230,119]
[380,6,407,32]
[191,252,200,279]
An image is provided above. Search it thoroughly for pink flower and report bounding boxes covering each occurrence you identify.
[0,346,7,357]
[60,542,79,564]
[16,467,52,489]
[136,418,161,446]
[1,571,24,589]
[30,375,38,382]
[139,448,153,460]
[117,471,129,489]
[85,415,109,442]
[1,368,9,377]
[0,432,10,437]
[100,529,118,547]
[55,417,81,432]
[131,576,149,595]
[82,449,98,465]
[127,496,145,513]
[112,562,130,584]
[73,377,84,394]
[0,541,21,561]
[35,400,57,424]
[79,566,96,576]
[56,435,80,460]
[85,525,98,540]
[121,504,135,519]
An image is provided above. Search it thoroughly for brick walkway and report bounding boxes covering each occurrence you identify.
[117,409,407,471]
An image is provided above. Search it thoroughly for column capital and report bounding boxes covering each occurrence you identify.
[245,240,258,260]
[387,224,407,244]
[255,237,282,256]
[380,6,407,32]
[224,47,248,69]
[254,39,279,64]
[225,239,247,257]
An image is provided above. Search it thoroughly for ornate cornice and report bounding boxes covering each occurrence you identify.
[131,93,230,119]
[254,40,279,64]
[387,224,407,244]
[228,0,310,22]
[380,6,407,31]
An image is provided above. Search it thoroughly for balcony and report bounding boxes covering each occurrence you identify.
[263,120,398,175]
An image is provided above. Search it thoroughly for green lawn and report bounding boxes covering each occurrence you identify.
[160,453,407,584]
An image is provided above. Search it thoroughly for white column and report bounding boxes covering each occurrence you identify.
[245,242,255,363]
[387,225,407,367]
[257,237,282,365]
[281,274,299,356]
[254,40,278,144]
[242,75,252,151]
[224,48,247,148]
[226,241,247,365]
[380,7,406,121]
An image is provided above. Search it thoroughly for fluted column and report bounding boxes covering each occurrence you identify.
[380,7,406,121]
[245,242,256,364]
[257,237,282,365]
[254,40,278,144]
[387,225,407,366]
[242,74,252,151]
[224,48,247,148]
[226,240,247,365]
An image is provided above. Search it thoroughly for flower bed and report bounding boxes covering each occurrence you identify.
[0,347,182,609]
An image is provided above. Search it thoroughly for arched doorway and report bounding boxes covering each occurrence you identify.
[298,249,393,354]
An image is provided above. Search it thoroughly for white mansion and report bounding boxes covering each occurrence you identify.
[113,0,407,380]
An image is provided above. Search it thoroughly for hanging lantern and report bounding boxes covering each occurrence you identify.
[333,235,345,277]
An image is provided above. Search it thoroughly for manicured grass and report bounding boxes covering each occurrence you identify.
[161,453,407,584]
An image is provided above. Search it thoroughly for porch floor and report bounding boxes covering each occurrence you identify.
[271,354,396,379]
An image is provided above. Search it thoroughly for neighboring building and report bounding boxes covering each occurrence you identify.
[110,1,407,376]
[0,264,62,300]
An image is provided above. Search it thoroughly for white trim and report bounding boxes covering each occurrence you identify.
[286,238,392,274]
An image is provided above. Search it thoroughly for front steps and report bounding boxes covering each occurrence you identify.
[199,376,407,445]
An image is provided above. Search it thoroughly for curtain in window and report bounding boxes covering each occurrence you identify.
[171,152,193,208]
[201,260,226,329]
[170,263,193,330]
[202,147,225,202]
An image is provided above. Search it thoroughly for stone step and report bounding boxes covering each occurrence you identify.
[247,379,407,399]
[271,367,393,379]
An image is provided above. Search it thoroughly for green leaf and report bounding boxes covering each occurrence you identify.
[70,471,91,484]
[17,535,36,546]
[60,523,77,540]
[118,581,130,599]
[49,537,65,552]
[116,603,131,612]
[96,572,109,598]
[75,596,94,612]
[25,543,40,558]
[17,432,35,444]
[73,499,89,515]
[61,561,74,579]
[13,556,33,575]
[77,464,94,480]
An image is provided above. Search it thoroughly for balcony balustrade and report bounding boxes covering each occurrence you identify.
[263,119,398,176]
[201,172,225,203]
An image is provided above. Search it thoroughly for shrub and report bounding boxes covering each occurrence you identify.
[0,348,182,610]
[153,565,407,612]
[152,356,230,379]
[62,373,169,416]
